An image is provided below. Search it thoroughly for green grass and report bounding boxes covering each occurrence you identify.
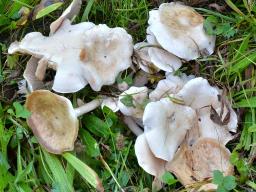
[0,0,256,191]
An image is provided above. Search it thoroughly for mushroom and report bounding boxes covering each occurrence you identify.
[176,77,238,144]
[143,98,197,161]
[149,73,193,101]
[8,21,133,93]
[118,86,149,119]
[147,2,215,60]
[25,90,102,154]
[135,134,166,177]
[166,138,234,186]
[134,42,182,73]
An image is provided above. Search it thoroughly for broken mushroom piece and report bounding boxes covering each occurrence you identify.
[118,86,149,119]
[166,138,234,186]
[176,77,238,144]
[8,21,133,93]
[50,0,82,34]
[143,98,197,161]
[26,90,102,154]
[147,2,215,60]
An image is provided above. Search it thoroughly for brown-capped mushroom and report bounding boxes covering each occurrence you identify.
[166,138,234,186]
[26,90,102,154]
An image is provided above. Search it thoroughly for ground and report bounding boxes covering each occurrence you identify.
[0,0,255,192]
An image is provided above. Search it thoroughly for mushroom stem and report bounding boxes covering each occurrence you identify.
[123,116,143,136]
[74,98,103,117]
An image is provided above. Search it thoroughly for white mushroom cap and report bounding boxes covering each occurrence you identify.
[148,47,182,72]
[135,134,166,177]
[8,21,133,93]
[143,98,197,161]
[149,73,193,101]
[80,24,133,91]
[147,2,215,60]
[134,42,182,73]
[134,42,160,74]
[177,77,220,109]
[176,77,238,144]
[118,86,148,119]
[197,107,236,145]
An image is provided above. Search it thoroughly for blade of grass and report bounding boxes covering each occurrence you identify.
[81,0,94,22]
[42,149,73,192]
[62,152,104,192]
[230,51,256,73]
[232,34,250,61]
[225,0,245,16]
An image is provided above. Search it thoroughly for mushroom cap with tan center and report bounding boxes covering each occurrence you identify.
[147,2,215,60]
[118,86,149,119]
[143,98,197,161]
[80,24,133,91]
[25,90,78,154]
[9,20,95,93]
[166,138,233,186]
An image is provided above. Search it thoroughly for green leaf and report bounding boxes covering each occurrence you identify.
[216,186,226,192]
[35,2,63,19]
[234,97,256,108]
[204,16,218,35]
[62,153,103,191]
[80,129,100,157]
[120,95,134,107]
[13,102,31,118]
[213,170,224,185]
[161,172,177,186]
[223,176,236,190]
[42,150,73,192]
[84,115,110,137]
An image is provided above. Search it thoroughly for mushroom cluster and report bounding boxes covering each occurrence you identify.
[133,76,237,189]
[8,0,238,191]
